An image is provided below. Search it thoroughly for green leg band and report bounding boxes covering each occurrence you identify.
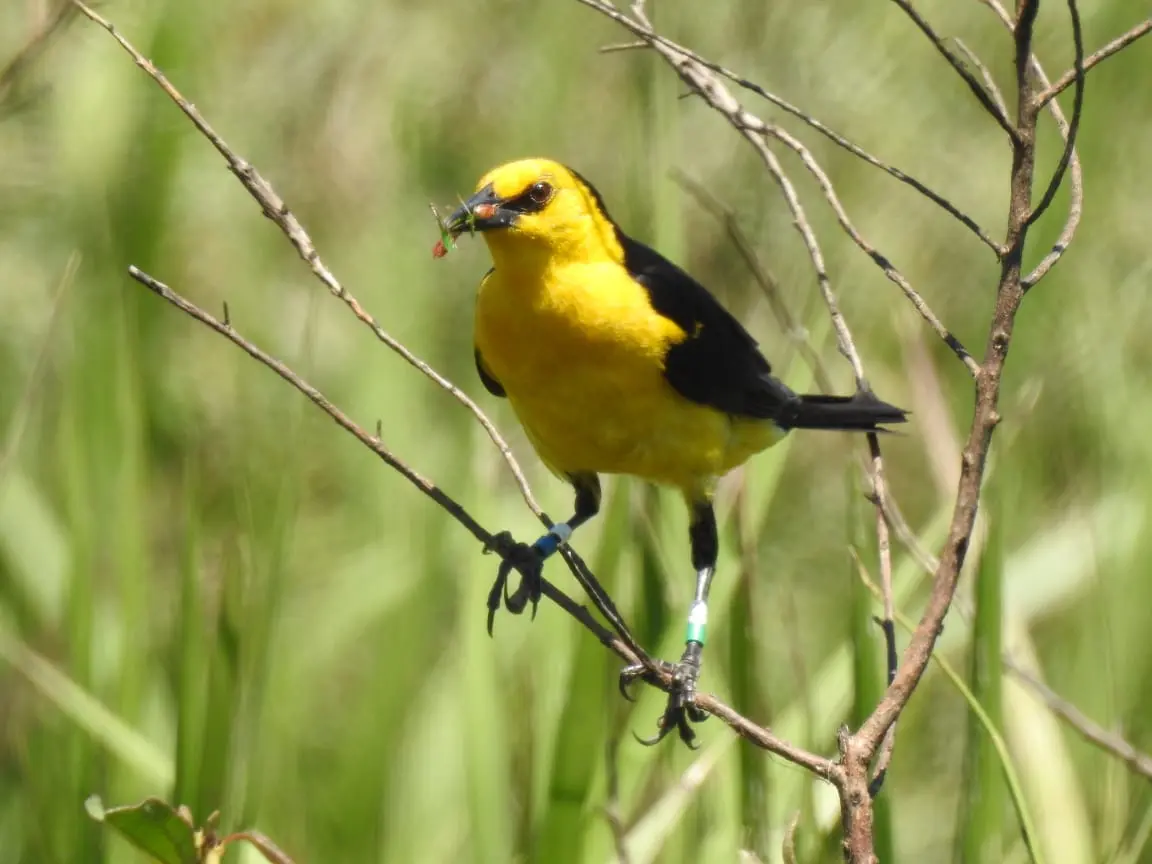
[685,602,708,646]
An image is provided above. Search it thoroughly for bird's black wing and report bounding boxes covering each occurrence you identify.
[475,348,506,398]
[622,235,795,420]
[474,268,506,398]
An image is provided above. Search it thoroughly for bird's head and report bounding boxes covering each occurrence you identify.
[442,158,622,264]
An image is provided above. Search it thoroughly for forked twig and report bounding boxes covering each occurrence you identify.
[1037,17,1152,107]
[889,0,1019,140]
[1025,0,1084,229]
[68,0,661,661]
[590,1,1003,255]
[978,0,1085,288]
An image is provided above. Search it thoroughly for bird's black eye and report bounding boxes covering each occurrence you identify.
[528,181,553,206]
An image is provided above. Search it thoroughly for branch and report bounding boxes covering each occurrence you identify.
[125,266,838,781]
[842,2,1052,858]
[1025,0,1084,228]
[68,0,542,519]
[1037,17,1152,108]
[951,37,1010,120]
[586,4,981,379]
[976,0,1087,289]
[582,0,1003,255]
[889,0,1019,141]
[1005,659,1152,783]
[758,121,980,378]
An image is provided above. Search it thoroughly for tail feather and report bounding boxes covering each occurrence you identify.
[778,391,908,432]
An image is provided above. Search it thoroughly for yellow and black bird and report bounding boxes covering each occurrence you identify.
[441,158,906,743]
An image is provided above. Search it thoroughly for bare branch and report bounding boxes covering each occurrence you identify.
[593,10,983,381]
[1026,0,1084,228]
[669,172,833,391]
[599,41,647,54]
[951,37,1010,120]
[844,3,1049,858]
[69,0,543,520]
[1005,660,1152,783]
[759,122,981,378]
[581,0,1003,255]
[1037,17,1152,108]
[890,0,1019,141]
[978,0,1085,288]
[856,0,1045,758]
[127,267,495,545]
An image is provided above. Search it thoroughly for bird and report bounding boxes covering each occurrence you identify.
[437,158,907,744]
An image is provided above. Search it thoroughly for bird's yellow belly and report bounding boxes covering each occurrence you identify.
[475,265,780,493]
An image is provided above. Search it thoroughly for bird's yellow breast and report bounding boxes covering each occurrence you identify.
[474,259,779,494]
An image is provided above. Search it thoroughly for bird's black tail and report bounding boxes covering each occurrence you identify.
[777,391,908,432]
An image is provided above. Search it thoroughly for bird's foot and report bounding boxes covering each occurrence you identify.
[483,530,565,635]
[619,641,709,748]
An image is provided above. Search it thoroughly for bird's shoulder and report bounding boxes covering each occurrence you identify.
[619,233,795,419]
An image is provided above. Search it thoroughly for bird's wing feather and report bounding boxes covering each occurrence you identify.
[621,235,795,420]
[475,347,506,398]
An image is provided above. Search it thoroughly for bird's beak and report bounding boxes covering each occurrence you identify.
[443,184,516,238]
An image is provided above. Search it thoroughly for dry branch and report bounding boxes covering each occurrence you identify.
[1006,660,1152,782]
[890,0,1019,140]
[1037,17,1152,107]
[588,1,1003,255]
[67,0,542,520]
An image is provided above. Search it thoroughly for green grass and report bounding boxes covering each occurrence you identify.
[2,1,1152,861]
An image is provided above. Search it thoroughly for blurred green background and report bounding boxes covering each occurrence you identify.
[1,1,1150,861]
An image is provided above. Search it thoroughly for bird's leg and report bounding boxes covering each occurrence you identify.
[485,473,601,634]
[626,500,717,747]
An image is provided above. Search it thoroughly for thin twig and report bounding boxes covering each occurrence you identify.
[591,3,982,375]
[1025,0,1084,228]
[599,41,647,54]
[890,0,1019,141]
[871,490,940,577]
[676,166,906,797]
[839,3,1055,858]
[1037,17,1152,108]
[125,265,837,778]
[579,0,1003,255]
[1005,659,1152,783]
[977,0,1086,289]
[74,0,659,661]
[865,436,898,799]
[669,171,833,391]
[68,0,541,519]
[759,121,980,378]
[952,37,1010,120]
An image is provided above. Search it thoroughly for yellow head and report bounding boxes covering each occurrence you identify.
[444,158,623,266]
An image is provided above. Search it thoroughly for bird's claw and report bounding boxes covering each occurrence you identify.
[617,658,674,702]
[485,533,546,635]
[624,644,708,748]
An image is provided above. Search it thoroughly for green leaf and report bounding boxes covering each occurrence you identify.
[85,796,199,864]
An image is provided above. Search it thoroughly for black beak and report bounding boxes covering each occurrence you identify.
[444,183,515,238]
